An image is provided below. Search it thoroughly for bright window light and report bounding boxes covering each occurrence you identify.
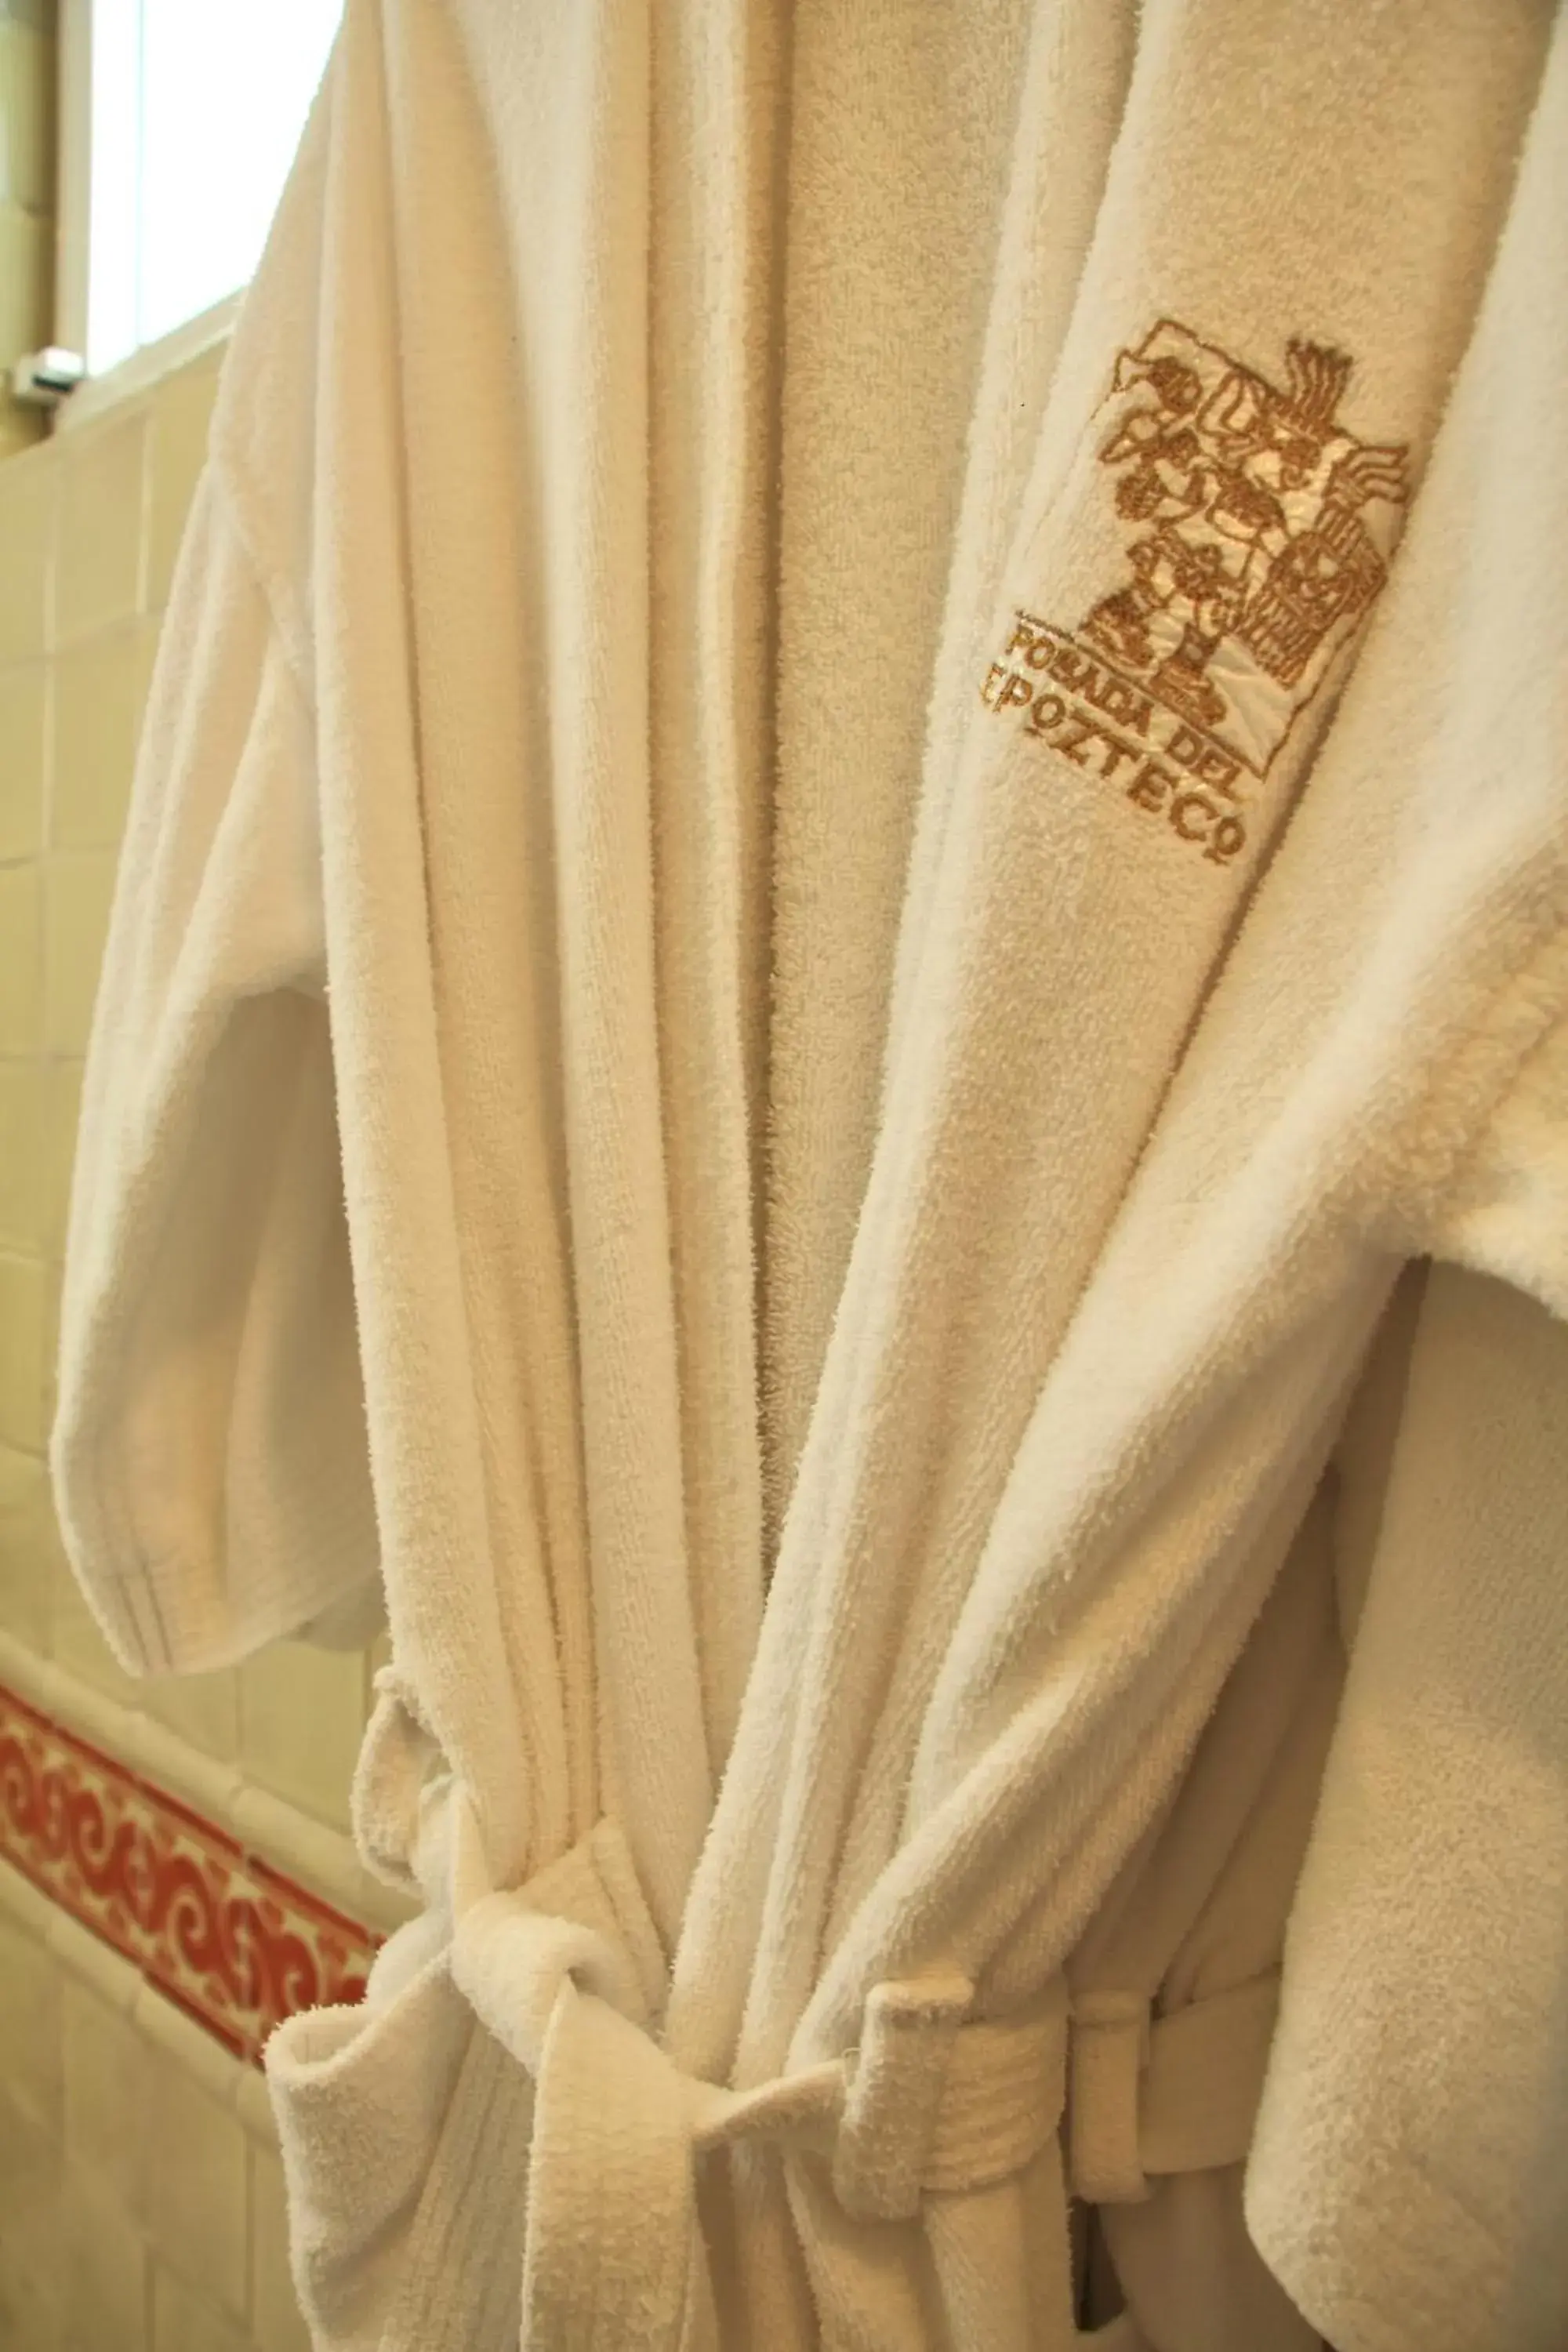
[80,0,342,376]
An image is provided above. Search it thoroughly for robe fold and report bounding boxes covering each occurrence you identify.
[53,2,1568,2345]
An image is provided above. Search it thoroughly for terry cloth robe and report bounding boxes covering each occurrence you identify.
[51,1,1568,2347]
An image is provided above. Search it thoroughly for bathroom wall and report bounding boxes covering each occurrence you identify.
[0,343,401,2348]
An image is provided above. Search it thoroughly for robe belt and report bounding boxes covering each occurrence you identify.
[358,1677,1281,2347]
[1066,1975,1283,2204]
[451,1810,1073,2344]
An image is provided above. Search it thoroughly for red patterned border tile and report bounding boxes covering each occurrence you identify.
[0,1679,377,2063]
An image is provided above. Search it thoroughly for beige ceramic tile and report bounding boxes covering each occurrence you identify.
[0,20,53,212]
[0,400,44,460]
[144,2049,249,2318]
[44,848,116,1052]
[0,857,41,1051]
[0,2245,61,2351]
[0,1907,60,2129]
[249,2143,311,2352]
[62,1975,150,2213]
[239,1640,366,1831]
[0,1247,46,1452]
[50,625,147,850]
[0,1439,55,1652]
[0,201,49,361]
[142,1667,239,1761]
[147,358,222,608]
[0,2089,64,2352]
[0,447,53,659]
[40,1054,82,1253]
[151,2265,252,2352]
[54,411,147,645]
[51,1559,141,1701]
[39,1247,58,1425]
[0,657,45,859]
[0,1054,45,1249]
[60,2159,149,2352]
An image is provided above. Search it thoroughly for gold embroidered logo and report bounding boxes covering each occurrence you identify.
[982,320,1409,865]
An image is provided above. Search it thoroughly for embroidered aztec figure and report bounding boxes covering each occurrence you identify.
[1078,320,1408,775]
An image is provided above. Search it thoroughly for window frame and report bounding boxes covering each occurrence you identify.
[53,0,240,428]
[51,0,332,433]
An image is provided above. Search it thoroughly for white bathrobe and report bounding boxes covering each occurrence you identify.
[51,2,1568,2347]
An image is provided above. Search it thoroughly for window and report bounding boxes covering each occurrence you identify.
[60,0,342,381]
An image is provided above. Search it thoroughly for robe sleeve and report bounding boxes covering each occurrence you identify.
[49,460,381,1677]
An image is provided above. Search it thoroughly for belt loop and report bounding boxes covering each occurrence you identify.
[1069,1990,1152,2204]
[352,1666,445,1895]
[833,1973,974,2221]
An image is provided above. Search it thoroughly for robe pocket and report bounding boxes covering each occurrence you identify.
[264,1934,476,2352]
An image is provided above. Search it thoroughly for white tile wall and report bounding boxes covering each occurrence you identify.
[153,2267,256,2352]
[144,2059,252,2319]
[61,2161,151,2352]
[1,1857,341,2352]
[0,2088,64,2351]
[249,2147,314,2352]
[0,1901,60,2122]
[62,1973,152,2213]
[239,1641,371,1832]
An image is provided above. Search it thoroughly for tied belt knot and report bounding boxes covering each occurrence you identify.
[357,1673,1281,2350]
[452,1813,1068,2349]
[458,1823,1069,2216]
